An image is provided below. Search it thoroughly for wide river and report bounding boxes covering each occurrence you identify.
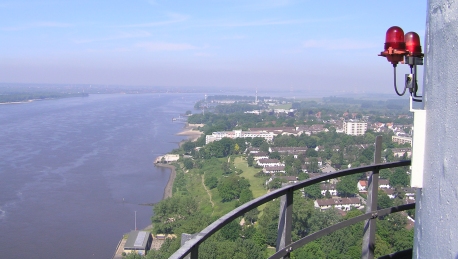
[0,93,202,258]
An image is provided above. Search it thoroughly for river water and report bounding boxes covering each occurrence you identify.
[0,93,201,259]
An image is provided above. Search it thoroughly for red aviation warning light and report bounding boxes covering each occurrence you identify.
[379,26,408,65]
[405,32,423,57]
[378,26,424,100]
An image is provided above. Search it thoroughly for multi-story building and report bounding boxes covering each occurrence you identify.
[205,129,274,144]
[343,121,367,136]
[391,135,413,146]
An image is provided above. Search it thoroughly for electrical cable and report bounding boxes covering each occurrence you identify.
[393,65,407,96]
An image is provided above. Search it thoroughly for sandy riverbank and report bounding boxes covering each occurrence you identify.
[176,124,203,144]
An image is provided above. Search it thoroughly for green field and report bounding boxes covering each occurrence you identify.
[234,156,269,213]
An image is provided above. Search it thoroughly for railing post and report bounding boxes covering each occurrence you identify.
[190,244,198,259]
[362,136,382,259]
[276,187,293,258]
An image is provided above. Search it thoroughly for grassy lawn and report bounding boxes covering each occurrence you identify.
[234,156,269,213]
[234,156,268,198]
[266,247,276,257]
[184,171,214,215]
[179,156,272,221]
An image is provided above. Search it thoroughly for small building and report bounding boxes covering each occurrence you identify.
[379,179,390,189]
[124,231,152,256]
[157,154,179,163]
[358,180,367,192]
[391,148,412,158]
[266,175,298,185]
[263,166,286,174]
[257,158,283,167]
[304,157,323,167]
[382,188,396,199]
[269,147,308,158]
[246,147,261,154]
[252,152,269,161]
[314,197,362,211]
[320,183,337,196]
[392,135,413,146]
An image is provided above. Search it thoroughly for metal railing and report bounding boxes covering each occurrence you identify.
[170,136,414,259]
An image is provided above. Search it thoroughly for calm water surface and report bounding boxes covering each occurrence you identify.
[0,93,201,258]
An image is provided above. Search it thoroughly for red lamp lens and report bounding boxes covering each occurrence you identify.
[405,32,422,56]
[385,26,405,50]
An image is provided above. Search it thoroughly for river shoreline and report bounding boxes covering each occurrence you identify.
[156,124,202,199]
[113,125,203,258]
[154,163,176,199]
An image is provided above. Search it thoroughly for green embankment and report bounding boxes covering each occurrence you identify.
[177,155,269,219]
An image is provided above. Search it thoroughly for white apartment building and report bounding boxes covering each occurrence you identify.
[343,121,367,136]
[205,130,275,144]
[392,135,413,146]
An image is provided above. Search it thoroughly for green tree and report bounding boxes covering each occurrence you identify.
[269,151,281,160]
[123,251,144,259]
[378,190,393,209]
[390,167,409,186]
[218,176,250,202]
[204,175,218,189]
[267,178,285,189]
[220,220,241,241]
[306,158,319,173]
[182,141,196,154]
[247,154,254,167]
[251,137,265,147]
[292,242,325,259]
[306,148,318,157]
[234,143,240,154]
[221,161,231,174]
[303,183,322,199]
[183,158,194,169]
[260,141,270,153]
[336,175,358,197]
[244,208,259,224]
[257,200,280,246]
[239,189,254,204]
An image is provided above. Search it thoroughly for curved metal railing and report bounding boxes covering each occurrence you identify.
[171,156,413,259]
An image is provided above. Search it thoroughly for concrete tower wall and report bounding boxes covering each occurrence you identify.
[413,0,458,258]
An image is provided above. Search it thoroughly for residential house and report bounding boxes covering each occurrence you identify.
[263,166,286,174]
[265,175,298,186]
[247,147,261,154]
[257,159,283,167]
[304,157,323,167]
[379,179,390,189]
[382,188,396,199]
[269,147,307,158]
[314,198,363,211]
[391,148,412,158]
[358,180,367,192]
[252,152,269,161]
[392,135,413,146]
[205,129,274,144]
[320,183,337,196]
[403,187,417,200]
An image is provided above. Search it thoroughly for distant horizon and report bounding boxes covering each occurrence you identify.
[0,81,410,100]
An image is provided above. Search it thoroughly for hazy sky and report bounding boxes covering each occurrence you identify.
[0,0,427,94]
